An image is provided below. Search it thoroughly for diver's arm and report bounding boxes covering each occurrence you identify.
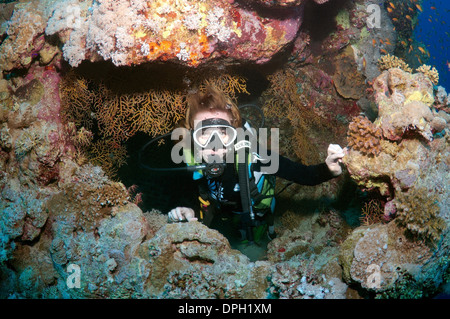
[275,155,335,186]
[253,150,336,186]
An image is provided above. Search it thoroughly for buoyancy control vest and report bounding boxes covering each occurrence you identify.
[183,127,276,220]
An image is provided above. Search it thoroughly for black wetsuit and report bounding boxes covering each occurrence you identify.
[196,151,335,226]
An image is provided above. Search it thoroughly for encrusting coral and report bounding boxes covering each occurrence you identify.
[88,139,128,180]
[395,187,446,245]
[378,54,440,86]
[347,115,383,156]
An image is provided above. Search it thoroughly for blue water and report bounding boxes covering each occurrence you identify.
[414,0,450,91]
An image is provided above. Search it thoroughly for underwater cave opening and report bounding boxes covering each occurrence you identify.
[65,59,367,262]
[97,61,274,214]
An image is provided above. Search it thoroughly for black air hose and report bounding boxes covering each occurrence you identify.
[238,149,255,243]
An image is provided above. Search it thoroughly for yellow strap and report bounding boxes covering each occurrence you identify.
[198,196,210,206]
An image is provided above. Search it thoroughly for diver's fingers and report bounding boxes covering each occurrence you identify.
[168,207,184,222]
[182,208,197,222]
[168,207,197,222]
[176,207,184,221]
[168,210,176,222]
[328,152,345,162]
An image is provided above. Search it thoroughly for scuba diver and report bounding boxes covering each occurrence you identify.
[147,86,345,242]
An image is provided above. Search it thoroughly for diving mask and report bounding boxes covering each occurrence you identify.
[193,118,237,149]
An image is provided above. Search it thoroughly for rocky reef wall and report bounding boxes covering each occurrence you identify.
[340,66,450,298]
[1,0,449,300]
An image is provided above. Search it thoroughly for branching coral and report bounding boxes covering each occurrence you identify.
[378,54,412,73]
[91,85,187,143]
[347,115,383,156]
[261,68,330,164]
[199,73,249,103]
[95,86,145,143]
[395,187,446,245]
[359,199,384,226]
[0,123,12,150]
[416,65,439,85]
[59,72,95,130]
[88,139,128,180]
[128,89,187,139]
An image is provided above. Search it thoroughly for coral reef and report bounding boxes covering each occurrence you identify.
[1,0,449,301]
[378,54,412,73]
[341,65,450,297]
[372,67,437,142]
[394,187,446,245]
[378,54,439,86]
[0,2,47,72]
[416,64,439,85]
[267,259,347,299]
[42,0,304,67]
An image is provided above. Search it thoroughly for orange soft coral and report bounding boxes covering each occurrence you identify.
[347,115,383,156]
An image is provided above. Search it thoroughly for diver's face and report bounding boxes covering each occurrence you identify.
[192,110,233,162]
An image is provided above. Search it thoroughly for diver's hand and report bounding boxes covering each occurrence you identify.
[325,144,346,177]
[168,207,197,222]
